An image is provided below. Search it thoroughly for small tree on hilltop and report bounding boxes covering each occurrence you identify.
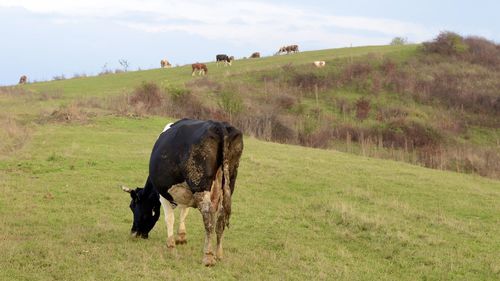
[423,31,468,56]
[119,59,130,72]
[390,37,408,46]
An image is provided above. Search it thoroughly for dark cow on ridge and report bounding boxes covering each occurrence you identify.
[216,54,233,66]
[277,44,299,55]
[250,52,260,58]
[19,75,27,84]
[191,63,208,76]
[122,119,243,266]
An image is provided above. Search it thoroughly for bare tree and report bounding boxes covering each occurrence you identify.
[119,59,130,72]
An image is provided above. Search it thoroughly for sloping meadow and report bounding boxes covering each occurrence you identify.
[0,116,498,280]
[101,37,500,178]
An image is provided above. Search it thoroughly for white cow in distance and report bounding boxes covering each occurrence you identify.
[313,61,326,68]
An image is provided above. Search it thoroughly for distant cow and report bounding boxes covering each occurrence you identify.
[216,54,233,66]
[250,52,260,58]
[160,59,172,68]
[313,61,326,68]
[122,119,243,266]
[192,63,208,76]
[277,45,299,55]
[18,75,27,84]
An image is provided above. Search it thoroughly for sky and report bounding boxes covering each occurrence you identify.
[0,0,498,85]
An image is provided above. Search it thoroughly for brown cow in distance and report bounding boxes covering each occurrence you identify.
[19,75,27,84]
[250,52,260,58]
[192,63,207,76]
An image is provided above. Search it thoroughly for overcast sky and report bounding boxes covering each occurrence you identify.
[0,0,498,85]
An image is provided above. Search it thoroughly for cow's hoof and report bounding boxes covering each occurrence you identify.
[175,233,187,245]
[166,236,176,248]
[203,253,216,266]
[216,248,223,260]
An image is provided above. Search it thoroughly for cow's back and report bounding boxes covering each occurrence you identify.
[149,119,223,197]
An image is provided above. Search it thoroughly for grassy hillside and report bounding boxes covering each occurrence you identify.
[0,42,499,280]
[0,116,498,280]
[4,35,498,178]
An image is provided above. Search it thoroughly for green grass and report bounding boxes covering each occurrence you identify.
[0,44,499,280]
[20,45,417,98]
[0,116,499,280]
[0,45,417,120]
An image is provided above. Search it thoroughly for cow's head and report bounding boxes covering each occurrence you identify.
[122,186,161,239]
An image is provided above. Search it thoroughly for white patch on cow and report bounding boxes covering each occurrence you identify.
[160,195,175,239]
[162,122,174,133]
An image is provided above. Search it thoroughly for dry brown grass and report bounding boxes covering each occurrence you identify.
[0,117,31,155]
[40,103,95,124]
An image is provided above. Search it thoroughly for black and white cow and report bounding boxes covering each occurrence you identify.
[122,119,243,266]
[276,45,299,55]
[216,54,233,66]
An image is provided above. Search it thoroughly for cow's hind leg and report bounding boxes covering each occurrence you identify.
[176,206,189,245]
[195,191,217,266]
[215,215,225,260]
[159,196,176,248]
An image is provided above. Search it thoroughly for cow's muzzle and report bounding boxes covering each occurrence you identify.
[131,231,148,239]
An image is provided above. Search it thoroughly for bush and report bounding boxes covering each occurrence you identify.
[46,103,92,123]
[170,92,213,120]
[463,36,500,67]
[130,82,163,111]
[390,37,408,46]
[422,31,468,56]
[355,98,371,120]
[380,119,442,148]
[218,91,243,118]
[292,72,328,92]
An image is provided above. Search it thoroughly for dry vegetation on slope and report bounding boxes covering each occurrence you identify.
[68,32,498,178]
[1,32,499,178]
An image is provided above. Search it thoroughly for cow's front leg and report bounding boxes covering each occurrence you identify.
[159,196,176,248]
[195,191,217,266]
[176,205,189,245]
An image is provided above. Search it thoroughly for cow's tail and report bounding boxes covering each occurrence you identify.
[221,130,232,228]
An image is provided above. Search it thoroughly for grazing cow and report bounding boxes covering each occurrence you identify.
[122,119,243,266]
[313,61,326,68]
[277,45,299,55]
[276,46,286,55]
[192,63,208,76]
[216,54,233,66]
[160,59,172,68]
[250,52,260,58]
[287,45,299,54]
[18,75,27,84]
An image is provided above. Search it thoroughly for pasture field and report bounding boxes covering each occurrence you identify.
[0,45,499,280]
[0,116,499,280]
